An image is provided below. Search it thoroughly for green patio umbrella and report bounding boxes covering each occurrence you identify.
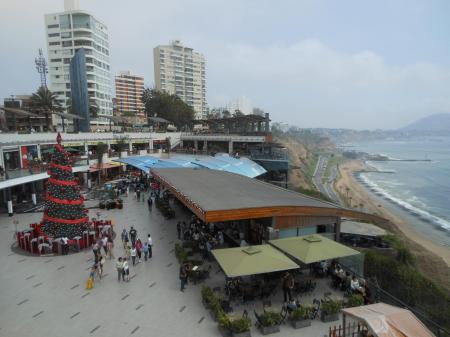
[269,234,360,265]
[211,244,299,278]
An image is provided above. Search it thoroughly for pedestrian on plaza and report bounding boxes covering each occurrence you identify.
[116,257,123,282]
[136,189,141,201]
[147,196,153,208]
[122,258,130,281]
[131,245,137,266]
[147,234,153,258]
[61,236,69,255]
[129,226,137,246]
[135,238,143,263]
[97,255,105,279]
[134,190,137,199]
[121,229,127,248]
[179,263,188,292]
[176,222,181,240]
[93,243,100,263]
[102,235,108,255]
[87,266,95,289]
[125,244,131,261]
[282,272,294,302]
[143,242,149,261]
[107,237,114,259]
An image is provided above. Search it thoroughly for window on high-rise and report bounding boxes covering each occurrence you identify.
[59,14,71,29]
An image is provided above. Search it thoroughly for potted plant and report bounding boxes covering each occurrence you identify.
[321,299,341,322]
[346,294,364,308]
[218,312,232,337]
[201,286,214,309]
[289,306,312,329]
[209,295,223,322]
[230,316,252,337]
[257,310,282,335]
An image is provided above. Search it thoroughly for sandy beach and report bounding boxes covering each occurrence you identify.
[336,160,450,290]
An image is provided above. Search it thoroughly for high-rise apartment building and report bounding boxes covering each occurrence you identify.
[115,71,145,124]
[44,0,113,128]
[154,40,207,120]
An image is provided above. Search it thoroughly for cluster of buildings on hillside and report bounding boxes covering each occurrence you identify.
[1,0,212,132]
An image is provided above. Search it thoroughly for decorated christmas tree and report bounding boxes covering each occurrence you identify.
[41,133,89,238]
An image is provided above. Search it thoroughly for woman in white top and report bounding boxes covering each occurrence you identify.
[122,259,130,281]
[131,246,137,266]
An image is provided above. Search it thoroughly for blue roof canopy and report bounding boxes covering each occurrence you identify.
[113,153,266,178]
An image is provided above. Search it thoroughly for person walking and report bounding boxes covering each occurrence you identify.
[97,255,105,279]
[131,245,137,266]
[102,235,108,256]
[147,234,153,258]
[179,263,188,292]
[107,237,114,259]
[121,229,128,249]
[93,243,100,263]
[135,238,143,263]
[129,227,137,246]
[116,257,123,282]
[282,272,294,302]
[143,242,149,261]
[123,259,130,282]
[176,222,181,240]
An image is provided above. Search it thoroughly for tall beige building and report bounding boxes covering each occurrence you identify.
[115,71,145,123]
[154,40,207,119]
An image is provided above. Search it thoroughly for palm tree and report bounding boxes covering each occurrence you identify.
[95,142,108,185]
[31,86,61,132]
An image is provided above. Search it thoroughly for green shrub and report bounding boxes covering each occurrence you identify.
[347,294,364,308]
[365,250,450,330]
[201,286,214,305]
[217,312,231,330]
[260,310,283,327]
[290,306,312,321]
[174,242,187,263]
[321,299,342,316]
[230,317,252,333]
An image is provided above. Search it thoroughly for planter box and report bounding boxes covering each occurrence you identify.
[218,327,231,337]
[290,319,311,329]
[321,313,339,323]
[258,325,280,335]
[232,331,251,337]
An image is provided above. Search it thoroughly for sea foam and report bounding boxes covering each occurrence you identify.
[357,173,450,232]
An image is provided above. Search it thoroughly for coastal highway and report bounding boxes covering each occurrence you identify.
[313,155,342,204]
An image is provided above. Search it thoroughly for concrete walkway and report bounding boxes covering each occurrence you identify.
[0,193,338,337]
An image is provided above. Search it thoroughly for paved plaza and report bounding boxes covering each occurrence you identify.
[0,194,340,337]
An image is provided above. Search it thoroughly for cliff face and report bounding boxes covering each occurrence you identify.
[280,136,312,189]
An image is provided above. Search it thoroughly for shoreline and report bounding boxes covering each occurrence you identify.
[335,160,450,289]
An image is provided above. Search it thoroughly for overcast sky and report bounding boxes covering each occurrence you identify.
[1,0,450,129]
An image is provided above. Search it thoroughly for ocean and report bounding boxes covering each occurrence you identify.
[350,137,450,247]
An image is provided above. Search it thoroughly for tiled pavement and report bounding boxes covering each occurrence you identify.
[0,194,340,337]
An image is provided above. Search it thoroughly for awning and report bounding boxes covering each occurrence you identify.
[212,244,299,278]
[342,303,436,337]
[269,234,360,264]
[114,153,266,178]
[89,162,124,172]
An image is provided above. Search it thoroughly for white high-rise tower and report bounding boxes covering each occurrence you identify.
[154,40,207,120]
[44,2,112,128]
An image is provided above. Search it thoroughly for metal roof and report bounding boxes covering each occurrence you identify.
[151,168,339,212]
[114,153,266,178]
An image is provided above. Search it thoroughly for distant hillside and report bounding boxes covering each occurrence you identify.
[402,113,450,132]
